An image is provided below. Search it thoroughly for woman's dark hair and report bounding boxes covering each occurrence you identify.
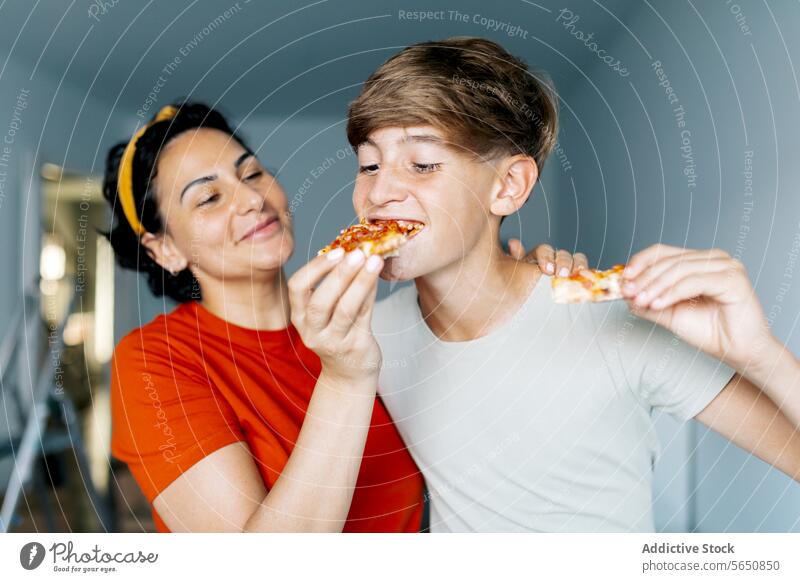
[102,101,251,303]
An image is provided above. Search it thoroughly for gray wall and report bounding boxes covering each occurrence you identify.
[551,2,800,531]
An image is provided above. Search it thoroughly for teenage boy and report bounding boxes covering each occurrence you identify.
[347,37,800,531]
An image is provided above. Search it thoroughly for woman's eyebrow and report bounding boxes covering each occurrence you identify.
[234,151,254,168]
[179,153,256,202]
[180,175,216,202]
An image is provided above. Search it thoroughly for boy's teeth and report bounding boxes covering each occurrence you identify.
[371,218,424,231]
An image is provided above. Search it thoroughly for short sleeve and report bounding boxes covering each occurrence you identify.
[608,302,736,421]
[110,330,245,504]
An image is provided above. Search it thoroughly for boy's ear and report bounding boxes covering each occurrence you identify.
[140,232,189,275]
[489,155,539,218]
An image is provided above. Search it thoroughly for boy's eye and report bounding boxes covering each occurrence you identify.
[244,171,263,181]
[197,193,220,207]
[413,162,442,174]
[359,164,379,175]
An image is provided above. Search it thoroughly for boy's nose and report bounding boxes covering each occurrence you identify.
[367,166,409,206]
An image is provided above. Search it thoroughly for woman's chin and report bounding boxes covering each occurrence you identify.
[259,250,293,271]
[254,234,293,263]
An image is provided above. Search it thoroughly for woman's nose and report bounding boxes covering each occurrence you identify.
[233,185,265,215]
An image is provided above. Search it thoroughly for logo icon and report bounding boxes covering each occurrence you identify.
[20,542,46,570]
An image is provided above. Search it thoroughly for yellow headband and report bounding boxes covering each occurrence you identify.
[117,105,179,236]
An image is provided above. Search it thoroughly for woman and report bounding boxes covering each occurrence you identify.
[105,101,582,532]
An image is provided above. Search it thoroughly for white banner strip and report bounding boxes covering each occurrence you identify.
[2,533,799,581]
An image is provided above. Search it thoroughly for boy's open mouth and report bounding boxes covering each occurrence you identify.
[369,218,426,240]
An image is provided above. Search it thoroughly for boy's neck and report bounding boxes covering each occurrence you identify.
[414,235,542,342]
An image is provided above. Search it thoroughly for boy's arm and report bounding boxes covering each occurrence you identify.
[622,244,800,480]
[694,372,800,481]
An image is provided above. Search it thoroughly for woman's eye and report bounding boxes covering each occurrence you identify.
[413,162,442,174]
[197,193,220,207]
[244,171,263,181]
[359,164,379,175]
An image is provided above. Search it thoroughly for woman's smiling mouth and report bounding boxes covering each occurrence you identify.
[239,216,280,242]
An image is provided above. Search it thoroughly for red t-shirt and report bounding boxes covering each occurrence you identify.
[110,301,423,532]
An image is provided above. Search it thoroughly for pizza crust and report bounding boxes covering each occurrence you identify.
[551,264,626,304]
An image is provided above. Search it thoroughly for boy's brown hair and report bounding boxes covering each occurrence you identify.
[347,36,558,168]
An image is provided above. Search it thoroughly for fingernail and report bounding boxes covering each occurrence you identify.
[651,297,666,309]
[558,267,569,277]
[366,255,382,273]
[326,248,344,261]
[623,282,636,294]
[623,267,634,278]
[635,290,648,305]
[347,249,365,265]
[546,262,554,273]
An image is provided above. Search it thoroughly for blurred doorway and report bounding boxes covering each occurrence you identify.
[7,164,115,532]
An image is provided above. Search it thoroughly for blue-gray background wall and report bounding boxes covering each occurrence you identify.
[1,0,798,531]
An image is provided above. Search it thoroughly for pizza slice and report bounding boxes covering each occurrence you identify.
[551,264,626,304]
[317,218,424,258]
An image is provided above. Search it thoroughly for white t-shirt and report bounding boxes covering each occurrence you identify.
[372,276,735,532]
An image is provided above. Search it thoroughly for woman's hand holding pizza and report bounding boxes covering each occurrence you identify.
[288,248,384,385]
[621,244,782,375]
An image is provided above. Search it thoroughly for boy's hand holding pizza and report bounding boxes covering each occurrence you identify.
[550,243,800,433]
[621,244,783,378]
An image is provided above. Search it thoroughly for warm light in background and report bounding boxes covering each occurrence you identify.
[39,240,66,282]
[63,312,93,346]
[40,162,64,182]
[94,237,114,364]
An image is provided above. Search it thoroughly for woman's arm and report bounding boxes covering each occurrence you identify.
[153,248,385,532]
[241,369,378,532]
[153,373,378,532]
